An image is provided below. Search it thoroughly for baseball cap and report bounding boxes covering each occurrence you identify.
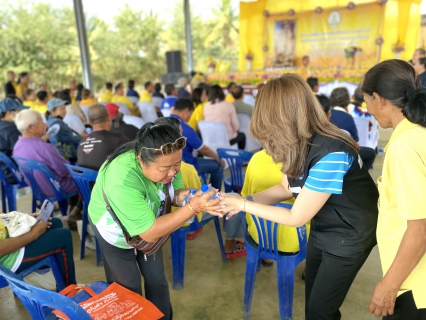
[105,103,120,118]
[0,98,29,114]
[47,98,67,112]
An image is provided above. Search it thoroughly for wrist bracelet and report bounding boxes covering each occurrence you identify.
[187,201,198,215]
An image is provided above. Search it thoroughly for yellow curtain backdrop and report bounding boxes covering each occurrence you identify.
[239,0,422,71]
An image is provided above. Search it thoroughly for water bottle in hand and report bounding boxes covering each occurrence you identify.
[183,189,197,223]
[201,184,221,200]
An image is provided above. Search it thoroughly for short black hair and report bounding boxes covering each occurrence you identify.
[165,83,175,96]
[353,86,364,104]
[306,77,318,90]
[128,80,135,89]
[419,57,426,69]
[115,83,123,92]
[330,87,350,108]
[154,82,162,92]
[144,81,152,89]
[227,82,236,90]
[174,98,194,112]
[231,86,244,99]
[316,95,331,114]
[106,82,113,90]
[37,90,48,102]
[208,85,225,103]
[88,103,110,124]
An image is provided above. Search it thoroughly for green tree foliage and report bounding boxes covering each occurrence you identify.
[0,0,239,94]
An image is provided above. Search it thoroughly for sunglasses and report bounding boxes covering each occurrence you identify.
[140,137,187,155]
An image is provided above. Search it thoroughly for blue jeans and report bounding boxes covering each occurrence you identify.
[196,158,223,190]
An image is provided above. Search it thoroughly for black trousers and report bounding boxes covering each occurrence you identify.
[359,147,376,170]
[383,291,426,320]
[230,131,246,150]
[91,220,172,320]
[305,240,371,320]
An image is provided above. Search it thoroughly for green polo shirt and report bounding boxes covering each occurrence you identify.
[88,150,184,249]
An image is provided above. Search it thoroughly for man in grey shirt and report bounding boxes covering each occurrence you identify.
[231,86,253,117]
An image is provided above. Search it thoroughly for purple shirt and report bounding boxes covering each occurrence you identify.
[13,137,77,197]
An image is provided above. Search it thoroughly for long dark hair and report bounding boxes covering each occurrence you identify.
[208,85,225,104]
[103,123,181,170]
[362,59,426,127]
[191,87,205,105]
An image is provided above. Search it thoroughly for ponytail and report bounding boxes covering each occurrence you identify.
[404,87,426,127]
[363,59,426,127]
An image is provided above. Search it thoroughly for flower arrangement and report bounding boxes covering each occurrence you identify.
[344,46,362,59]
[392,42,405,53]
[347,2,356,10]
[245,53,254,61]
[315,6,323,14]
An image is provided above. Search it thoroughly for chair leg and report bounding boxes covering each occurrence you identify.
[31,195,36,213]
[213,217,227,263]
[46,256,66,291]
[243,245,260,320]
[58,199,68,216]
[170,229,187,290]
[80,206,88,260]
[6,185,18,212]
[276,259,296,320]
[1,183,7,213]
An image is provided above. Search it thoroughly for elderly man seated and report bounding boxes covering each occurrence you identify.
[13,110,82,226]
[77,104,129,171]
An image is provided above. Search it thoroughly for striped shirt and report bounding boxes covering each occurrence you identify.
[305,152,354,194]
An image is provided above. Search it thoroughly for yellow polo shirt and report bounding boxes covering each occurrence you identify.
[100,90,113,103]
[80,97,98,107]
[111,95,134,110]
[140,90,152,103]
[241,150,310,253]
[188,102,206,132]
[15,84,28,100]
[23,100,37,109]
[33,104,47,114]
[225,93,234,103]
[377,118,426,308]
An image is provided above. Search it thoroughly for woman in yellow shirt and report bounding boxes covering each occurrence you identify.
[23,89,38,110]
[79,89,98,107]
[188,87,207,132]
[15,72,29,100]
[363,60,426,319]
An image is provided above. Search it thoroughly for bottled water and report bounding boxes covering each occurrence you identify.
[182,189,197,224]
[200,184,221,200]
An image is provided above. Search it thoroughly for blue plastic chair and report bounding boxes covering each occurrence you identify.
[0,152,34,213]
[217,148,254,193]
[65,164,102,266]
[13,157,79,217]
[0,255,65,291]
[0,263,91,320]
[239,203,307,320]
[171,215,227,290]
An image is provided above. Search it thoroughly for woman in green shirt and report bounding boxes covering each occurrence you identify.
[89,123,220,319]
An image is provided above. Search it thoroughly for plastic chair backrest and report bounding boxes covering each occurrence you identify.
[246,203,307,259]
[353,117,369,147]
[137,102,158,123]
[128,96,139,104]
[367,116,379,150]
[0,264,91,320]
[115,103,131,115]
[243,94,255,107]
[217,148,253,191]
[0,152,27,188]
[198,121,237,152]
[13,157,69,201]
[236,114,261,151]
[123,115,145,129]
[152,97,163,108]
[65,165,97,209]
[80,106,89,121]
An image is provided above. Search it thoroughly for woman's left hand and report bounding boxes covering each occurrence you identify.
[368,280,398,317]
[218,194,245,218]
[177,189,190,207]
[30,212,53,228]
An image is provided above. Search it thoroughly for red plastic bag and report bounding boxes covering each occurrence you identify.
[53,282,164,320]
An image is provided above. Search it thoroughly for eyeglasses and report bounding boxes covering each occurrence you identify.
[140,137,187,155]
